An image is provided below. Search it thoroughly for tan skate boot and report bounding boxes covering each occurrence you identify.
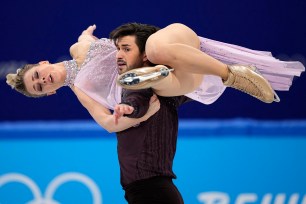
[223,65,280,103]
[117,65,173,90]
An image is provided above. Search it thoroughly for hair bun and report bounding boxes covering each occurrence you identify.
[6,73,17,89]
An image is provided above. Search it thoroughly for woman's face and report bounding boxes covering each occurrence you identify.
[23,61,65,96]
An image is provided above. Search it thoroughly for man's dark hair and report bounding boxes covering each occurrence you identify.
[110,22,160,53]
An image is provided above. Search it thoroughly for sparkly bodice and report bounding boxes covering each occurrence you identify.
[64,38,122,110]
[63,60,78,87]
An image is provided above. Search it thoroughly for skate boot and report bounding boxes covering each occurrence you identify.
[117,65,174,90]
[223,65,280,103]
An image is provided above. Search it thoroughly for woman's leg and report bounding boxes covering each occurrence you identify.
[117,23,277,103]
[142,23,223,96]
[117,64,203,96]
[146,23,229,80]
[151,70,203,97]
[144,23,227,96]
[143,23,277,103]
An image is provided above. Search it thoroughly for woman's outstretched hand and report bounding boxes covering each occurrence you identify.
[78,24,98,42]
[113,94,160,125]
[113,104,134,125]
[70,24,98,65]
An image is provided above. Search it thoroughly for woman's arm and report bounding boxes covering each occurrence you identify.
[77,24,98,43]
[72,86,160,133]
[69,25,98,66]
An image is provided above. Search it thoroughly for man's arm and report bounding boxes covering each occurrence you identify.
[120,89,154,118]
[114,92,158,124]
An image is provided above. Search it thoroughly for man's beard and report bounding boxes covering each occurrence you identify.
[127,60,145,72]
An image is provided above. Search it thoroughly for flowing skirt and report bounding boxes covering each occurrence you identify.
[185,37,305,104]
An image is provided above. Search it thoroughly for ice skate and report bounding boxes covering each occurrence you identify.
[117,65,173,90]
[223,65,280,103]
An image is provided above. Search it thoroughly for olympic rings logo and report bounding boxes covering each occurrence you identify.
[0,172,102,204]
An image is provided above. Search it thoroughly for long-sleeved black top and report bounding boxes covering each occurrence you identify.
[116,88,191,188]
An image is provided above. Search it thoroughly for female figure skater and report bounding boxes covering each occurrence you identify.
[6,23,304,132]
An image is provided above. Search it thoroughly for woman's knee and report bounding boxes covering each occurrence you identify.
[145,23,200,64]
[146,41,173,64]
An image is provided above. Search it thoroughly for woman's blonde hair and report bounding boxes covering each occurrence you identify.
[6,64,46,98]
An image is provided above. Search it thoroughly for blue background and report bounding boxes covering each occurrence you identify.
[1,121,306,204]
[1,1,306,204]
[0,0,305,120]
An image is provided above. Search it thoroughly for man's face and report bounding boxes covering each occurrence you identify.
[116,35,147,74]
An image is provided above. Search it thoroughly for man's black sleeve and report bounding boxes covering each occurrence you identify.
[121,88,154,118]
